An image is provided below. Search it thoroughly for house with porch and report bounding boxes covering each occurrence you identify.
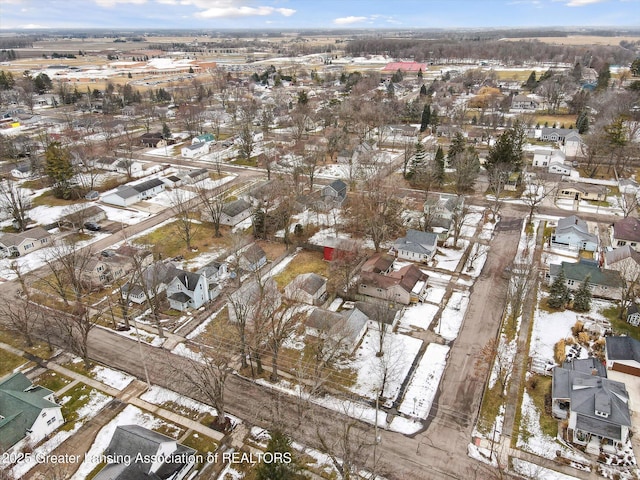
[393,229,438,263]
[102,178,165,208]
[550,215,598,252]
[423,193,464,240]
[548,259,623,300]
[227,277,281,324]
[358,263,428,305]
[552,366,631,454]
[540,127,578,143]
[0,373,64,451]
[557,182,608,202]
[305,307,369,354]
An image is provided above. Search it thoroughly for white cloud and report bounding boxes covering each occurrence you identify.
[195,5,294,18]
[94,0,146,7]
[565,0,606,5]
[333,16,368,25]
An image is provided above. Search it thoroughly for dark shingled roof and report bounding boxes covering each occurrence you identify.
[606,336,640,363]
[613,216,640,243]
[549,260,623,288]
[361,254,395,274]
[222,198,252,217]
[133,178,164,193]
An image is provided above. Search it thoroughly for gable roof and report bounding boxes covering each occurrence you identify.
[0,373,59,450]
[286,273,326,295]
[549,260,623,288]
[132,178,164,193]
[222,198,252,217]
[326,179,347,198]
[171,270,202,293]
[0,227,50,248]
[242,244,266,265]
[605,245,640,266]
[394,229,438,256]
[361,254,395,274]
[613,216,640,242]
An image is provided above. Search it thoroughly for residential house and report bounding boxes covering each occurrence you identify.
[93,425,196,480]
[0,373,64,451]
[321,179,347,207]
[604,245,640,283]
[120,260,177,304]
[166,269,210,311]
[511,95,539,111]
[548,259,623,300]
[619,178,640,195]
[611,217,640,251]
[57,205,107,230]
[549,162,579,178]
[220,198,253,226]
[358,263,428,305]
[504,172,521,192]
[533,149,559,168]
[361,253,395,275]
[550,215,598,252]
[102,178,165,207]
[115,159,143,176]
[192,133,215,145]
[540,127,578,143]
[551,366,631,454]
[627,304,640,327]
[227,277,281,324]
[562,131,585,158]
[423,193,464,240]
[394,229,438,263]
[557,182,608,202]
[606,336,640,376]
[305,307,368,354]
[181,168,208,184]
[285,273,327,305]
[162,175,183,188]
[239,243,267,272]
[0,227,50,258]
[181,142,209,158]
[94,157,119,171]
[139,132,167,148]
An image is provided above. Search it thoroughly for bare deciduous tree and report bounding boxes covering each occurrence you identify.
[0,297,42,347]
[0,179,31,232]
[169,189,199,251]
[195,183,225,237]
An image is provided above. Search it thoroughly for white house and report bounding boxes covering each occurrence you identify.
[285,273,327,305]
[181,142,209,158]
[394,229,438,263]
[550,215,598,252]
[220,198,253,226]
[165,270,210,311]
[0,226,51,258]
[115,159,143,176]
[562,131,585,158]
[101,178,165,207]
[0,373,64,451]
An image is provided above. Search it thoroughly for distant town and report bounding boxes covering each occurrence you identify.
[0,27,640,480]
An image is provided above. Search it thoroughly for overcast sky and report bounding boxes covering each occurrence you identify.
[0,0,638,30]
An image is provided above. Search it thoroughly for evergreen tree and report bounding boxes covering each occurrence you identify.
[391,68,403,83]
[255,430,299,480]
[419,84,427,97]
[571,62,583,82]
[44,142,75,199]
[162,122,171,138]
[573,276,592,312]
[407,141,426,179]
[420,104,431,132]
[596,63,611,91]
[524,71,537,90]
[485,122,525,173]
[576,110,589,134]
[447,131,466,165]
[433,145,445,185]
[548,267,571,309]
[417,68,423,80]
[632,58,640,77]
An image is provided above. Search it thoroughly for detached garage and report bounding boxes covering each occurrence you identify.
[606,336,640,377]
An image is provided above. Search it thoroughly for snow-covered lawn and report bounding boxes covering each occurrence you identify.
[99,204,152,225]
[460,212,483,238]
[349,330,423,404]
[425,285,447,304]
[10,390,112,478]
[435,240,469,272]
[91,365,135,390]
[70,405,183,480]
[144,187,196,207]
[464,243,489,277]
[398,343,449,419]
[141,385,240,425]
[111,324,166,347]
[435,291,470,342]
[398,302,440,331]
[512,458,583,480]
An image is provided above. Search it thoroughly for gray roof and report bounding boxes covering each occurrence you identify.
[222,198,252,217]
[549,260,623,288]
[184,141,206,150]
[605,245,640,266]
[0,227,50,248]
[552,367,631,441]
[172,270,202,293]
[562,357,607,378]
[169,291,191,303]
[613,216,640,243]
[95,425,195,480]
[555,215,598,244]
[394,229,438,256]
[306,307,368,345]
[133,178,164,194]
[326,180,347,199]
[111,185,140,200]
[187,168,208,178]
[287,273,326,295]
[606,336,640,362]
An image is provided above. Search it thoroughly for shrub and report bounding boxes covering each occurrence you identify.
[555,339,567,363]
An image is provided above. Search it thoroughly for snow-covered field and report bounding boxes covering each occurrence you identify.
[349,330,423,403]
[91,365,135,390]
[10,390,112,478]
[398,302,440,331]
[398,343,449,419]
[435,291,470,342]
[436,239,469,271]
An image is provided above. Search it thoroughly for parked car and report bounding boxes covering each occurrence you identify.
[84,222,101,231]
[84,190,99,200]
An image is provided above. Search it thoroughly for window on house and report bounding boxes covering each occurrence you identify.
[47,417,56,425]
[41,411,47,418]
[618,241,627,246]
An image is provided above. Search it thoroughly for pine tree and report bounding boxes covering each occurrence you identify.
[255,430,299,480]
[447,131,466,165]
[548,267,571,309]
[417,68,423,79]
[524,71,537,90]
[576,110,589,134]
[433,145,445,185]
[420,104,431,132]
[44,142,75,199]
[596,63,611,91]
[419,84,427,97]
[407,141,426,179]
[572,276,592,312]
